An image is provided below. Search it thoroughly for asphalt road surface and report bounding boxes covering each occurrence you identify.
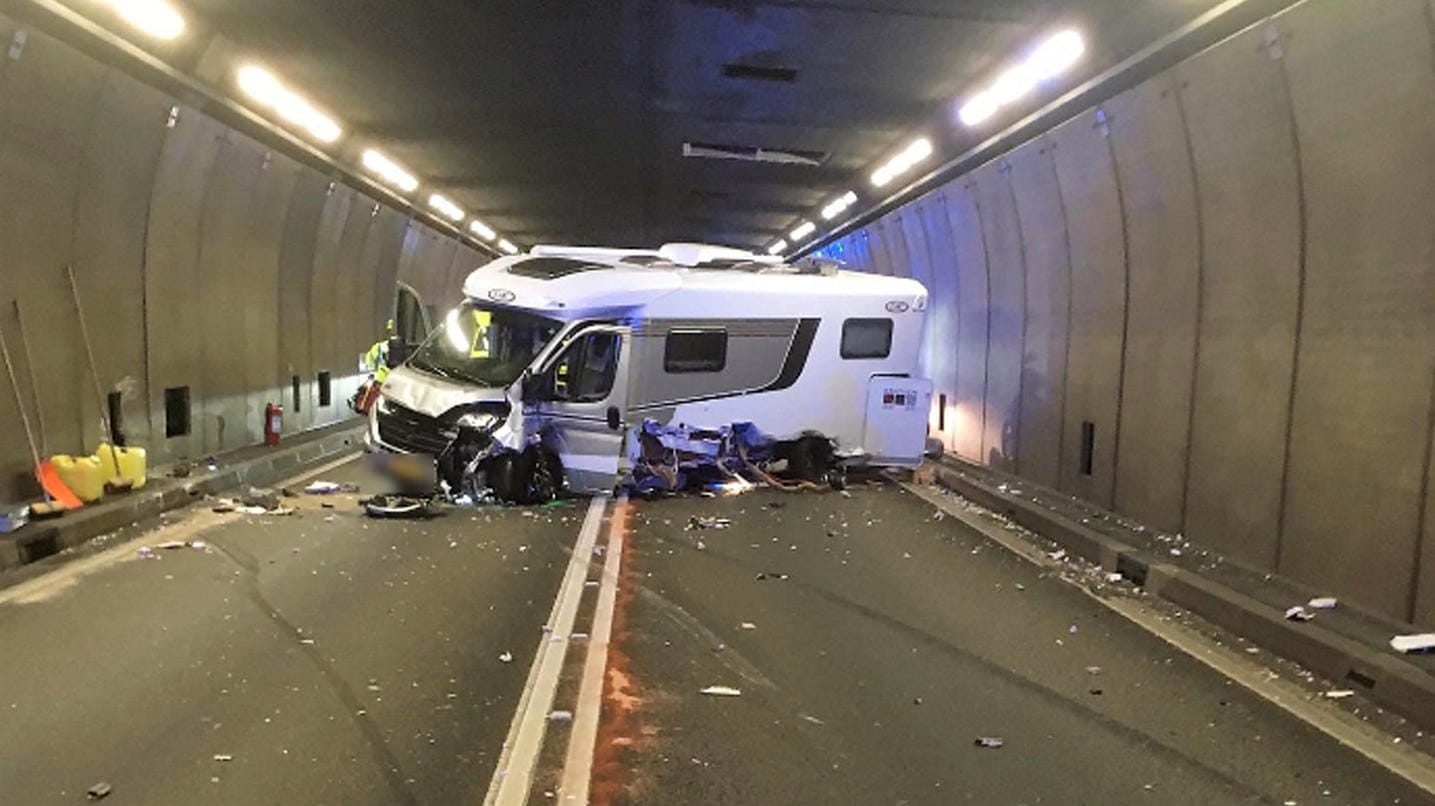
[1,460,1431,805]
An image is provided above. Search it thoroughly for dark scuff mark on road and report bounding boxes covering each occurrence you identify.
[206,532,422,806]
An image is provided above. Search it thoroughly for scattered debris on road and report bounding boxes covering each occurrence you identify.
[740,622,757,631]
[548,710,573,722]
[499,651,513,663]
[1390,633,1435,654]
[86,782,112,800]
[754,572,790,581]
[798,713,825,725]
[305,480,360,495]
[700,685,742,697]
[1047,549,1066,562]
[973,737,1004,749]
[212,754,233,762]
[1307,596,1338,610]
[1323,690,1355,699]
[686,516,731,530]
[361,494,433,519]
[1284,605,1315,622]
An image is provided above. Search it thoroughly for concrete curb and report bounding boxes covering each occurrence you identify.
[0,424,365,573]
[930,461,1435,733]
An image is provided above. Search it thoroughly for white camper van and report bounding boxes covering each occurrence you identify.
[368,244,932,501]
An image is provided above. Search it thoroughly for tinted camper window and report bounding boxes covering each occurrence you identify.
[841,318,892,359]
[664,329,726,373]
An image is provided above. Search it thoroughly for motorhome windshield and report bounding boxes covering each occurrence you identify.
[407,302,562,387]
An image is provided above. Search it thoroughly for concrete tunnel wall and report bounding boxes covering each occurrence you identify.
[0,11,487,504]
[819,0,1435,626]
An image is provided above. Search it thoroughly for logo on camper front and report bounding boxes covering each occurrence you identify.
[885,300,910,313]
[488,288,516,303]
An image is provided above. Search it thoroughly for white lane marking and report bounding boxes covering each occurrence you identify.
[903,481,1435,798]
[485,496,608,806]
[559,496,628,801]
[0,452,360,607]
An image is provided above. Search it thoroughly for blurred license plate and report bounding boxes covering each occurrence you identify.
[372,452,437,487]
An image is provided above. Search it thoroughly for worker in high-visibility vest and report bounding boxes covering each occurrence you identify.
[363,319,398,384]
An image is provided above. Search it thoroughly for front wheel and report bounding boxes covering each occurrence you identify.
[488,449,561,504]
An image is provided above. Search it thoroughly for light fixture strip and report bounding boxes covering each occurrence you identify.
[236,65,343,144]
[360,149,419,193]
[958,30,1085,128]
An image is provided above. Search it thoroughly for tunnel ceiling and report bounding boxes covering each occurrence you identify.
[182,0,1223,250]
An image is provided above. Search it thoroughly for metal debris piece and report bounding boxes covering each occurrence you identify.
[1048,549,1067,562]
[1284,605,1315,622]
[686,516,732,530]
[974,737,1004,749]
[1105,572,1123,583]
[700,685,742,697]
[213,754,233,762]
[1307,597,1338,610]
[1085,666,1102,675]
[754,572,790,581]
[1390,633,1435,654]
[1323,690,1355,699]
[740,622,757,631]
[87,782,112,800]
[304,481,358,495]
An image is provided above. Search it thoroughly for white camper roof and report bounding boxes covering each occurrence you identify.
[459,249,927,320]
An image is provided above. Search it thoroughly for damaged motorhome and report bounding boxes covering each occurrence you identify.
[367,243,933,502]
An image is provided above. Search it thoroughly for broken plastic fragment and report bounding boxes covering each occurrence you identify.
[499,651,513,663]
[213,754,233,762]
[1390,633,1435,654]
[548,710,573,722]
[754,572,790,581]
[87,782,112,800]
[740,622,757,631]
[974,737,1004,749]
[1105,572,1123,583]
[1048,549,1067,562]
[700,685,742,697]
[1323,690,1355,699]
[1284,605,1314,622]
[1307,597,1338,610]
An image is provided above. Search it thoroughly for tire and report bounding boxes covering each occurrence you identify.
[488,449,561,504]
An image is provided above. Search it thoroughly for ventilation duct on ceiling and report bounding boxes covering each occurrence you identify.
[721,63,799,83]
[682,141,827,167]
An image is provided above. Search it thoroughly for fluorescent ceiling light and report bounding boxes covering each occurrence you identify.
[871,137,933,188]
[821,190,857,220]
[498,239,519,255]
[360,149,418,193]
[958,92,998,127]
[989,64,1036,105]
[110,0,185,40]
[1028,30,1085,79]
[469,219,496,241]
[767,240,787,256]
[236,65,342,144]
[789,221,816,241]
[428,194,465,222]
[958,30,1085,128]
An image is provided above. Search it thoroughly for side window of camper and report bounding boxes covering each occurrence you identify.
[551,331,621,403]
[664,329,726,373]
[840,318,893,359]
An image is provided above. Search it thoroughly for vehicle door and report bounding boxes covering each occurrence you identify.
[529,325,630,493]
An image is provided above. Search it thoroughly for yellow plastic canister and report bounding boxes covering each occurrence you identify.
[97,443,147,490]
[52,454,106,503]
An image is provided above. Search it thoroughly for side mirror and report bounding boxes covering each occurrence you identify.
[522,372,549,403]
[386,336,409,368]
[606,405,621,431]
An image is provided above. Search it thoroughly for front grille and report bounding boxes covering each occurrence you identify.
[377,402,454,456]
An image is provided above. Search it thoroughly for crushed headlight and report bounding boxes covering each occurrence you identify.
[456,411,500,431]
